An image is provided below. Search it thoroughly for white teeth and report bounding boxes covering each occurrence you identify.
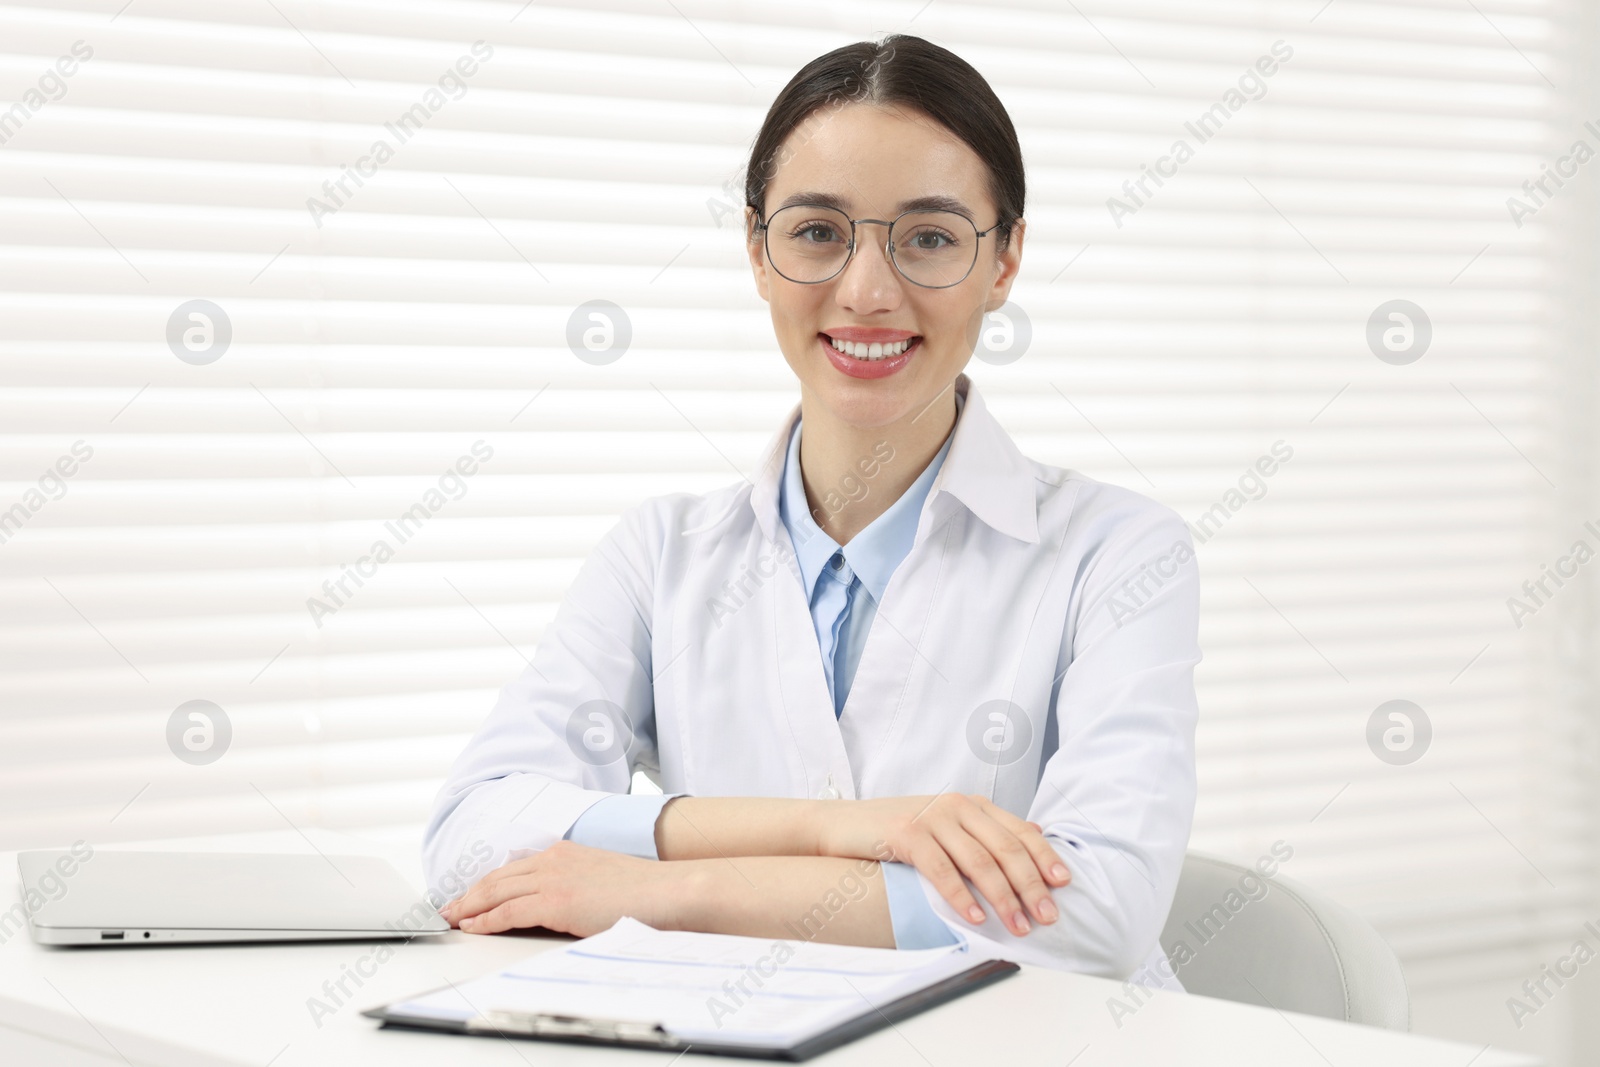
[827,336,915,361]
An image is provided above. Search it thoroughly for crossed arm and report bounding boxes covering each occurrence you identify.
[441,793,1071,948]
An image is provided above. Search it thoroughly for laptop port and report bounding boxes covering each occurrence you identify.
[100,931,125,940]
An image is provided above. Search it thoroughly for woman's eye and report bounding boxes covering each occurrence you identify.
[910,231,950,250]
[799,225,841,243]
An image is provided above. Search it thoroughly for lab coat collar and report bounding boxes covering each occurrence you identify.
[775,418,842,599]
[750,373,1040,549]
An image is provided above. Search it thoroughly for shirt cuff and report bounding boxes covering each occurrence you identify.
[882,861,961,949]
[563,793,683,860]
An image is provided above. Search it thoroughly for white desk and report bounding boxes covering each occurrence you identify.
[1,830,1541,1067]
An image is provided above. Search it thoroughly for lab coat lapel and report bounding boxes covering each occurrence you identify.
[751,401,861,801]
[767,533,861,800]
[834,507,960,780]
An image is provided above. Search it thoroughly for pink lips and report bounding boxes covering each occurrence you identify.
[818,330,922,380]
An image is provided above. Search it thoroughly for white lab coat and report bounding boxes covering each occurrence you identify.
[423,373,1200,987]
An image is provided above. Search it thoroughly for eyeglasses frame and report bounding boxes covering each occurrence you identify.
[752,203,1007,290]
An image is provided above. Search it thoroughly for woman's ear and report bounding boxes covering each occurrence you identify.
[986,216,1025,311]
[745,206,771,303]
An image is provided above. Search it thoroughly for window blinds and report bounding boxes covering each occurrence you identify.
[0,0,1588,997]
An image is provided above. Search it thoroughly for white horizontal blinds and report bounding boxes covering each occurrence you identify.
[0,0,1583,991]
[0,0,793,856]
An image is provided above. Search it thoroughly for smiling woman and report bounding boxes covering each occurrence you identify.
[743,35,1025,453]
[424,34,1201,986]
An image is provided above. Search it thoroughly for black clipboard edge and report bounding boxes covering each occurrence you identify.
[363,957,1020,1062]
[784,957,1019,1061]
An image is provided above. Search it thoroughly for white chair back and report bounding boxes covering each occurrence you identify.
[1159,851,1410,1030]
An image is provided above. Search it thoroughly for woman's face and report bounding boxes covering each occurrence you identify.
[746,103,1025,430]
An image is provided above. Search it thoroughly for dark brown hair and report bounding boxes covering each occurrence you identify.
[744,34,1025,250]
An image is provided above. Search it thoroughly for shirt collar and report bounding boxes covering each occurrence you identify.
[751,373,1041,549]
[777,402,957,603]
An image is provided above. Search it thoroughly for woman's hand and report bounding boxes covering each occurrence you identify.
[813,795,1070,936]
[440,841,688,937]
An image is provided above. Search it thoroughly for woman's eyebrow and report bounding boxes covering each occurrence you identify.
[770,191,975,217]
[773,191,851,213]
[895,194,973,216]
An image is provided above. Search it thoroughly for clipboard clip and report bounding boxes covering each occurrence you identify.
[468,1010,681,1047]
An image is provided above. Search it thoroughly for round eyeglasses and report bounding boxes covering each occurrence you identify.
[754,204,1005,290]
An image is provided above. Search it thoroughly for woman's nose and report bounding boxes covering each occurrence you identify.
[833,224,902,312]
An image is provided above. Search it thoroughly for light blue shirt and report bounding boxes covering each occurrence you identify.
[567,396,965,949]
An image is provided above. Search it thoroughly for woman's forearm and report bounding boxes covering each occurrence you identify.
[670,853,895,948]
[655,793,1071,939]
[654,796,825,861]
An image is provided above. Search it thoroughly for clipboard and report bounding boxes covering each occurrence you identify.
[363,956,1019,1061]
[364,916,1022,1059]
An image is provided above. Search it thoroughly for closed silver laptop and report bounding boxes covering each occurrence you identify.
[15,849,451,946]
